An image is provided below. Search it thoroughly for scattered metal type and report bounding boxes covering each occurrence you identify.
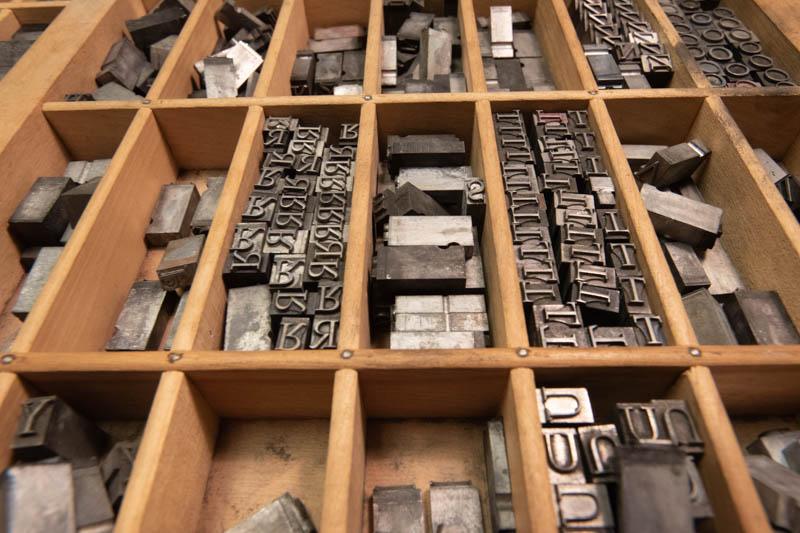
[571,0,675,89]
[754,148,800,220]
[106,280,177,351]
[225,492,315,533]
[746,454,800,532]
[658,0,796,87]
[291,24,366,95]
[12,247,63,320]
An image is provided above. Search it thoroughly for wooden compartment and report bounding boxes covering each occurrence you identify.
[534,364,771,532]
[0,107,136,352]
[115,369,335,531]
[604,94,800,332]
[485,97,693,346]
[12,105,249,352]
[260,0,377,96]
[0,1,66,48]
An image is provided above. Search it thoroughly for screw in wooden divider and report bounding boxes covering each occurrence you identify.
[517,348,529,358]
[168,352,183,363]
[688,347,701,357]
[341,350,354,359]
[1,354,14,365]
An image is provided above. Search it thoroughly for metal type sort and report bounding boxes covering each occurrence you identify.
[222,117,357,350]
[372,482,484,532]
[1,395,141,532]
[369,133,490,349]
[656,0,796,87]
[290,25,366,95]
[538,386,710,532]
[754,148,800,221]
[0,24,49,80]
[571,0,675,89]
[224,492,316,533]
[380,0,466,93]
[744,428,800,531]
[492,109,666,347]
[479,6,556,92]
[626,142,800,345]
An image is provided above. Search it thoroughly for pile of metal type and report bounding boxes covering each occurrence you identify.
[0,24,48,80]
[493,109,666,347]
[658,0,796,87]
[222,117,358,351]
[753,148,800,220]
[192,0,276,98]
[67,0,195,101]
[539,386,712,532]
[290,25,366,95]
[370,133,489,349]
[7,160,111,327]
[478,6,556,91]
[570,0,675,89]
[107,175,224,351]
[745,428,800,532]
[0,396,141,532]
[381,0,466,93]
[627,142,800,345]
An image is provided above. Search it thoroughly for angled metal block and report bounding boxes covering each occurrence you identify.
[197,40,263,89]
[578,424,620,481]
[640,183,721,250]
[100,439,138,511]
[225,492,315,533]
[126,7,187,54]
[397,12,435,43]
[393,312,447,332]
[420,27,452,80]
[145,183,200,247]
[697,240,746,296]
[224,284,271,350]
[10,177,75,246]
[429,482,483,532]
[106,281,176,350]
[385,216,474,256]
[720,290,800,345]
[157,234,205,290]
[150,34,178,69]
[682,288,737,345]
[537,387,595,425]
[746,455,800,533]
[191,176,226,233]
[0,463,75,533]
[555,483,615,530]
[96,37,151,91]
[93,81,144,101]
[291,50,316,94]
[204,56,237,98]
[315,52,343,93]
[12,246,63,320]
[635,140,710,188]
[485,419,515,533]
[12,396,108,462]
[542,427,585,483]
[386,134,467,174]
[373,486,425,533]
[61,176,101,227]
[747,429,800,468]
[73,464,114,530]
[662,240,710,293]
[163,289,189,350]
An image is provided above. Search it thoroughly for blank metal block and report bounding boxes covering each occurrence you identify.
[495,58,526,91]
[537,387,595,425]
[163,289,189,350]
[513,30,541,58]
[72,464,114,530]
[382,35,398,86]
[785,440,800,474]
[0,463,75,533]
[385,216,474,256]
[198,41,263,89]
[10,177,74,246]
[429,482,483,533]
[291,50,315,94]
[342,49,365,82]
[697,240,746,296]
[224,284,272,350]
[106,280,176,351]
[555,484,615,530]
[584,44,624,88]
[397,12,435,43]
[126,7,187,53]
[101,439,138,511]
[485,419,515,533]
[635,140,710,188]
[96,37,150,91]
[150,34,178,69]
[145,183,200,247]
[419,27,452,81]
[314,52,343,91]
[61,176,101,227]
[490,6,513,58]
[373,485,425,533]
[92,81,143,101]
[12,246,63,320]
[617,446,694,533]
[191,177,226,233]
[373,245,467,293]
[157,234,205,290]
[389,331,484,349]
[721,290,800,345]
[746,455,800,533]
[682,288,737,344]
[623,144,668,171]
[640,183,722,250]
[204,56,237,98]
[520,57,555,90]
[225,492,315,533]
[387,134,467,173]
[662,240,710,293]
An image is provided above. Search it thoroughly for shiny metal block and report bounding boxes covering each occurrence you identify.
[746,455,800,533]
[663,240,710,294]
[537,387,595,425]
[10,177,75,246]
[106,281,176,350]
[145,183,200,247]
[697,240,746,296]
[12,246,63,320]
[204,56,237,98]
[635,140,710,188]
[682,288,737,345]
[389,331,484,349]
[578,424,620,482]
[224,284,272,351]
[385,216,474,256]
[485,419,515,533]
[397,12,435,43]
[373,486,424,533]
[216,0,268,34]
[315,52,343,91]
[555,483,615,530]
[225,492,315,533]
[308,36,364,54]
[197,40,263,89]
[542,427,585,483]
[616,402,672,447]
[0,463,75,533]
[631,313,666,346]
[150,34,178,69]
[640,183,722,250]
[429,482,484,533]
[720,290,800,345]
[157,234,205,290]
[490,6,514,58]
[382,35,398,86]
[419,27,452,81]
[73,464,114,530]
[96,37,151,91]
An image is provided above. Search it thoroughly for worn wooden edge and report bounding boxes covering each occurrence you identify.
[501,367,558,533]
[539,0,596,90]
[474,99,529,347]
[147,0,222,100]
[669,366,772,533]
[172,106,264,351]
[0,372,29,469]
[116,371,219,532]
[338,102,377,349]
[0,9,20,41]
[588,98,698,345]
[256,0,308,97]
[4,345,799,373]
[1,1,67,24]
[320,368,365,532]
[362,0,383,95]
[458,0,486,93]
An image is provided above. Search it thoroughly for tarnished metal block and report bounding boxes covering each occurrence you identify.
[490,6,514,58]
[126,7,186,53]
[635,140,710,188]
[697,240,745,296]
[150,34,178,69]
[385,216,474,256]
[309,36,364,54]
[12,246,63,320]
[578,424,620,481]
[157,234,205,290]
[93,81,143,101]
[382,35,398,86]
[145,183,200,247]
[662,240,710,294]
[420,28,452,81]
[640,183,721,249]
[342,49,365,82]
[373,486,424,533]
[537,387,595,425]
[630,313,665,345]
[101,439,139,511]
[276,316,310,350]
[315,52,343,93]
[685,456,713,521]
[225,492,315,533]
[96,37,151,91]
[588,325,639,346]
[720,290,800,345]
[197,40,263,89]
[747,429,800,468]
[397,12,435,43]
[61,177,101,227]
[0,463,75,533]
[429,482,483,532]
[216,0,268,34]
[584,44,623,88]
[10,177,75,246]
[224,222,270,287]
[682,288,737,344]
[542,427,585,483]
[163,289,189,350]
[73,464,114,530]
[224,285,271,350]
[291,50,316,94]
[746,455,800,533]
[309,314,339,349]
[555,483,615,530]
[616,402,672,447]
[387,134,467,173]
[374,244,467,292]
[485,419,515,533]
[191,176,226,233]
[786,440,800,474]
[389,331,484,349]
[495,59,526,91]
[204,56,237,98]
[617,446,693,533]
[12,396,108,462]
[106,280,176,350]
